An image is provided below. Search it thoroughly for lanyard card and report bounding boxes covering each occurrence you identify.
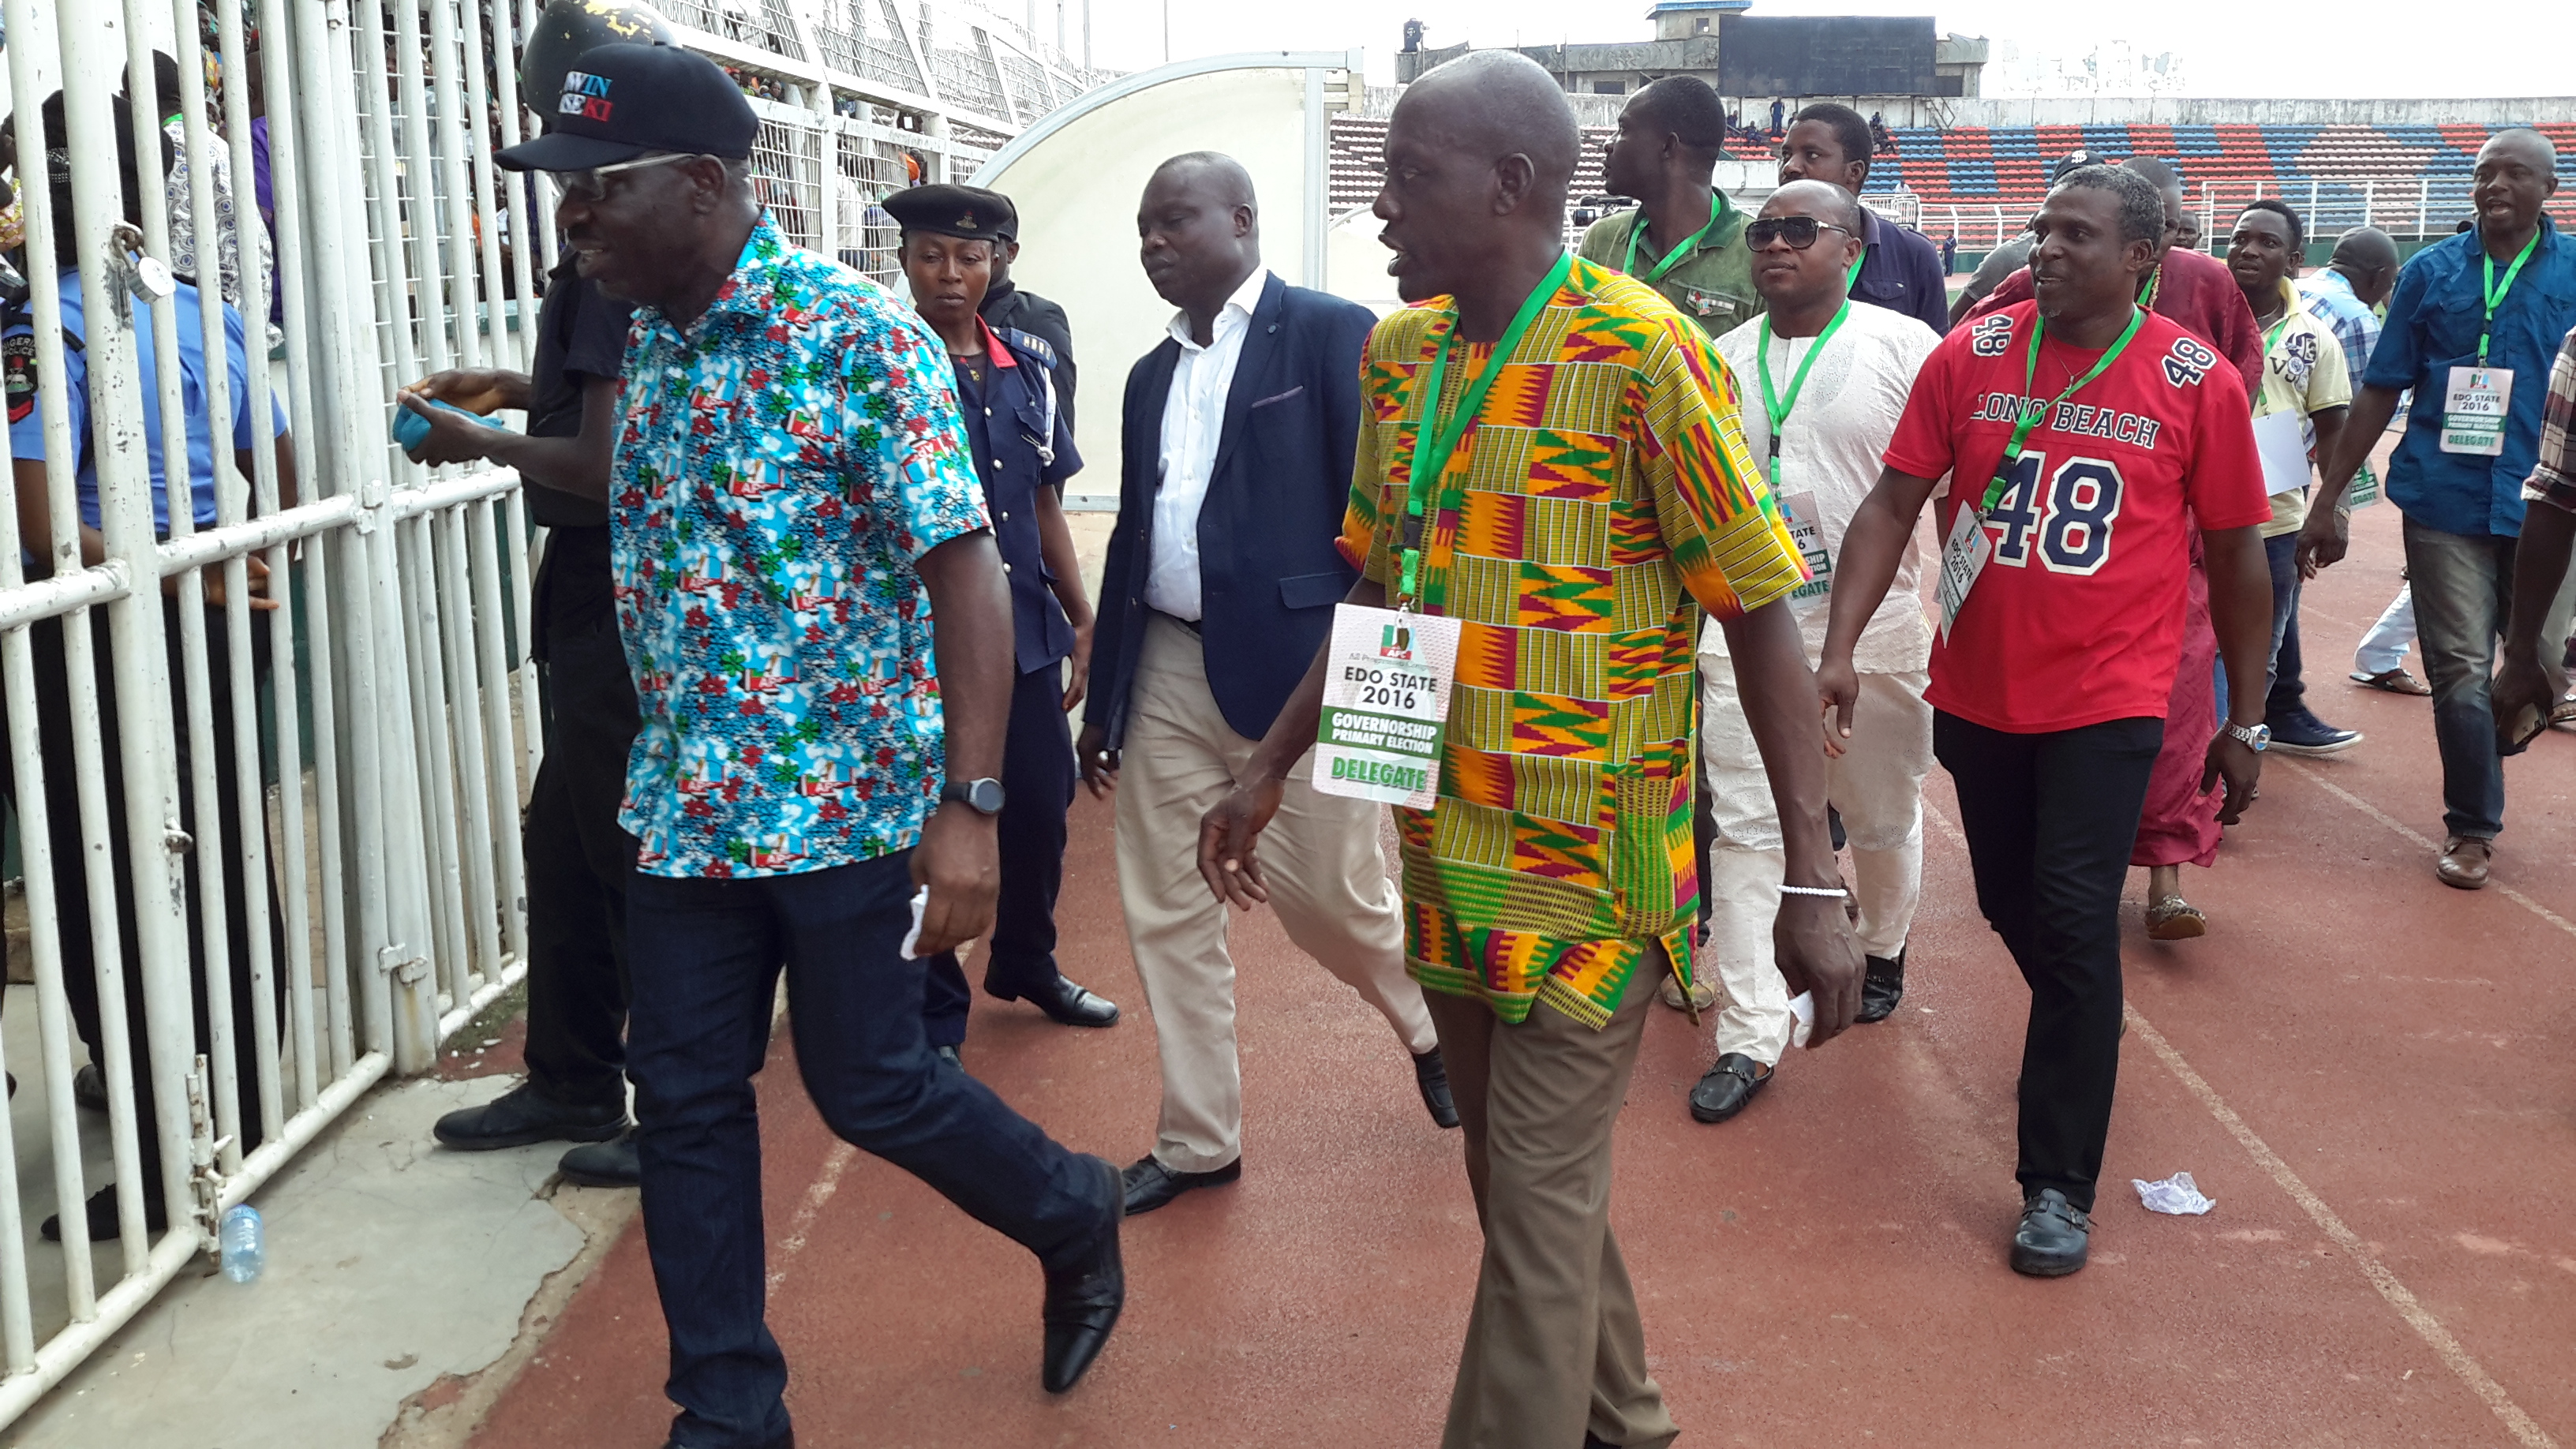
[2347,460,2381,508]
[1312,603,1462,808]
[1780,491,1834,601]
[2441,366,2510,456]
[1935,499,1993,644]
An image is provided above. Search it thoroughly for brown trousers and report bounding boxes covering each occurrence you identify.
[1425,958,1681,1449]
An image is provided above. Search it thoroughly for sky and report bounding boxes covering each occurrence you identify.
[1048,0,2563,99]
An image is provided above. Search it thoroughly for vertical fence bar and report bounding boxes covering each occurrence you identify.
[470,498,530,964]
[63,0,209,1252]
[434,504,504,1002]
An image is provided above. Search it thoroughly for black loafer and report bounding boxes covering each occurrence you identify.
[1413,1049,1461,1129]
[43,1181,169,1242]
[2009,1189,2091,1277]
[559,1128,640,1189]
[1042,1155,1125,1393]
[1017,975,1121,1028]
[1687,1053,1771,1124]
[1855,949,1906,1024]
[432,1081,627,1151]
[1119,1153,1240,1215]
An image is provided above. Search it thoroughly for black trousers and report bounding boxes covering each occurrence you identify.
[2,601,283,1178]
[1931,710,2162,1213]
[519,534,640,1110]
[920,661,1073,1048]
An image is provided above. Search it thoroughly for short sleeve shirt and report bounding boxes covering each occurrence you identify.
[1340,255,1808,1028]
[526,253,635,532]
[609,217,990,878]
[6,270,282,534]
[2251,278,2353,537]
[1883,301,2271,734]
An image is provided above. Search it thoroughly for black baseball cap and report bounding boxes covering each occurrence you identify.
[882,185,1017,243]
[495,43,757,172]
[2051,149,2107,182]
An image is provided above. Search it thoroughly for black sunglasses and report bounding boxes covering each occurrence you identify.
[1745,216,1858,249]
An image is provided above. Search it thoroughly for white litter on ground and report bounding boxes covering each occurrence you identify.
[2134,1171,2216,1215]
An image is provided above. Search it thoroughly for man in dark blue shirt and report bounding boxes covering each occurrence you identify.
[887,184,1121,1059]
[1777,103,1949,335]
[2305,128,2576,890]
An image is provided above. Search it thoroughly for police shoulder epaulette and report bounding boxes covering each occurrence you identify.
[1001,327,1056,369]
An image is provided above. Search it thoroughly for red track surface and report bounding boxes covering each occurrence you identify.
[472,491,2576,1448]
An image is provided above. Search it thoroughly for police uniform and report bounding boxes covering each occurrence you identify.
[885,185,1111,1047]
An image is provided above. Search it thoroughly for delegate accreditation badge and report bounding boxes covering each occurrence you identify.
[1312,602,1462,809]
[2439,365,2510,457]
[1934,502,1991,644]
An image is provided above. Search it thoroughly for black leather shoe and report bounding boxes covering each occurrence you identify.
[1042,1156,1125,1393]
[1687,1053,1772,1124]
[1119,1153,1240,1215]
[1013,975,1120,1028]
[2009,1189,2091,1277]
[559,1128,640,1189]
[1855,949,1906,1024]
[1413,1049,1460,1129]
[74,1061,108,1112]
[42,1181,169,1242]
[433,1081,626,1151]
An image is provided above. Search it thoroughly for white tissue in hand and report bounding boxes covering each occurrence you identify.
[2132,1170,2215,1215]
[1788,991,1814,1050]
[898,886,930,960]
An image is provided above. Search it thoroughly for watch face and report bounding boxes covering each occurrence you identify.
[966,777,1006,814]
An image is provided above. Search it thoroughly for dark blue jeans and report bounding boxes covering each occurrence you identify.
[2402,516,2576,841]
[923,663,1076,1046]
[2261,530,2307,720]
[627,852,1113,1447]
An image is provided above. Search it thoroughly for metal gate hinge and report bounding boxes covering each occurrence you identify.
[377,944,429,984]
[354,477,390,534]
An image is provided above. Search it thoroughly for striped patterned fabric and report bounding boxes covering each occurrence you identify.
[1339,256,1807,1028]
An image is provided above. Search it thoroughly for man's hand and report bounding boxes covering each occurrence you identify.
[1062,622,1092,713]
[2200,730,2263,826]
[1197,777,1286,910]
[396,391,507,467]
[1075,722,1118,798]
[2294,508,2348,578]
[1816,652,1859,760]
[1773,895,1863,1045]
[908,802,998,956]
[2493,651,2567,754]
[169,555,281,612]
[407,368,527,416]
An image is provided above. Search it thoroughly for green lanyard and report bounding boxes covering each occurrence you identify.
[1398,251,1575,605]
[1755,301,1853,486]
[2477,229,2541,365]
[1623,193,1732,284]
[1978,307,2147,512]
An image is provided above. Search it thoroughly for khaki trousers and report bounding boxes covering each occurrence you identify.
[1426,961,1680,1449]
[1116,615,1436,1174]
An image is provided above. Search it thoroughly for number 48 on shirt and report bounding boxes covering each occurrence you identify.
[1980,451,2126,576]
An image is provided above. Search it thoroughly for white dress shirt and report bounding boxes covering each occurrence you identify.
[1144,266,1271,620]
[1702,301,1940,674]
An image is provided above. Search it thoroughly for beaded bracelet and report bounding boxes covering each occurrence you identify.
[1778,885,1849,897]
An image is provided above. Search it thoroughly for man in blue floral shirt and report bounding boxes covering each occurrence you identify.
[496,45,1123,1448]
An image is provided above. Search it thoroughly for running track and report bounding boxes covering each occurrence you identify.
[471,487,2576,1448]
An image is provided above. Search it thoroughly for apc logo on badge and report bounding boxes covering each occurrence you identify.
[560,70,613,122]
[1378,623,1413,661]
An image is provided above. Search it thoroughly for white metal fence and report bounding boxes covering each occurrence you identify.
[0,0,1099,1426]
[1905,175,2576,253]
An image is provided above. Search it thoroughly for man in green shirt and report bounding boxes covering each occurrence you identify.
[1581,75,1759,339]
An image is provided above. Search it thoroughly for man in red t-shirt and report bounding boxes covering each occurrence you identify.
[1818,165,2275,1278]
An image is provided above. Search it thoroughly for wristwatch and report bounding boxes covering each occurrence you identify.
[2223,721,2271,752]
[940,777,1007,815]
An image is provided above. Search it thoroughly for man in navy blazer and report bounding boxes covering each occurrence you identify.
[1075,153,1455,1217]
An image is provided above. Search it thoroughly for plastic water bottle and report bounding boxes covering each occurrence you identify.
[219,1204,264,1283]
